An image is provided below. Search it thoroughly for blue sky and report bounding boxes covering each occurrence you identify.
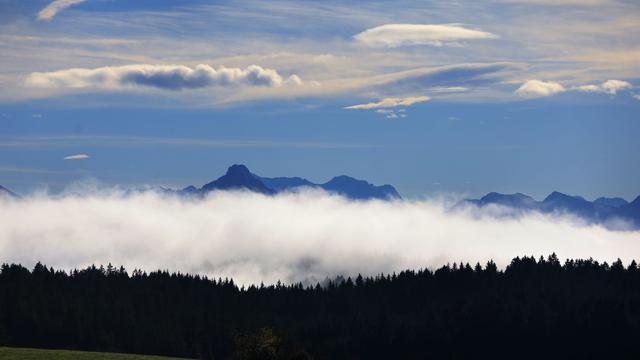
[0,0,639,199]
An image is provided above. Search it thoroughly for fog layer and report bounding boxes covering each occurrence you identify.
[1,190,638,284]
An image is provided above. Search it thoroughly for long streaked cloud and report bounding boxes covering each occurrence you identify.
[0,191,637,285]
[37,0,86,21]
[63,154,90,160]
[25,64,302,91]
[0,165,88,175]
[0,135,374,150]
[354,24,498,48]
[345,96,430,110]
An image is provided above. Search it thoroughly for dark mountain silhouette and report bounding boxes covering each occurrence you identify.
[594,197,628,207]
[619,196,640,227]
[257,174,401,200]
[467,192,538,209]
[171,164,402,200]
[0,185,18,198]
[200,164,275,195]
[108,164,401,200]
[257,176,316,192]
[321,175,401,200]
[464,191,640,229]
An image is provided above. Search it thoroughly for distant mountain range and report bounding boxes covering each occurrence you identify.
[175,164,401,200]
[0,164,400,201]
[2,166,639,229]
[463,191,640,229]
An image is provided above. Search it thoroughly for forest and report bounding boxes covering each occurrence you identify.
[1,254,640,359]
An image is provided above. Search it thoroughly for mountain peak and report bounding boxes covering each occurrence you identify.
[201,164,274,195]
[543,191,586,203]
[476,192,537,209]
[323,175,400,200]
[326,175,366,185]
[226,164,251,176]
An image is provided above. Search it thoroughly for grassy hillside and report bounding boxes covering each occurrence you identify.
[0,347,193,360]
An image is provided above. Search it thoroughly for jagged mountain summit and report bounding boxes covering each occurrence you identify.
[201,164,275,195]
[463,191,640,229]
[183,164,401,200]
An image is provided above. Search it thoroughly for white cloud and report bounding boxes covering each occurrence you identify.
[375,109,406,119]
[345,96,430,110]
[0,191,637,285]
[576,79,632,95]
[633,94,640,101]
[516,79,633,98]
[37,0,86,21]
[26,64,302,91]
[354,24,498,48]
[515,80,566,97]
[63,154,89,160]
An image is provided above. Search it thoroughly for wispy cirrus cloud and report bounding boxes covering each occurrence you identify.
[345,96,430,110]
[63,154,90,160]
[354,24,498,48]
[0,135,372,150]
[37,0,86,21]
[26,64,302,91]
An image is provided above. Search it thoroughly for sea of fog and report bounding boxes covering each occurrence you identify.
[1,189,639,285]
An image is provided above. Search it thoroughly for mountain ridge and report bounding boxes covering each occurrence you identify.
[187,164,401,200]
[464,191,640,229]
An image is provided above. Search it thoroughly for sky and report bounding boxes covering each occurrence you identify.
[1,0,639,200]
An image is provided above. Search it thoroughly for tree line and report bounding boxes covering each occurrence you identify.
[1,254,640,359]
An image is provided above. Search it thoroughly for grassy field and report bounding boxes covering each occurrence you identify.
[0,347,194,360]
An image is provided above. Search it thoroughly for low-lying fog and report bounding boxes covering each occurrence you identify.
[1,189,639,285]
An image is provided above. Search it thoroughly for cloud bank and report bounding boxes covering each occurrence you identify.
[575,79,632,95]
[0,191,638,285]
[516,79,633,98]
[345,96,430,110]
[37,0,86,21]
[515,80,566,97]
[26,64,302,91]
[354,24,498,48]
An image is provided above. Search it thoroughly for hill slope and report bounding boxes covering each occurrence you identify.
[0,347,192,360]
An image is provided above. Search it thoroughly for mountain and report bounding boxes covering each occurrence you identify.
[619,196,640,227]
[257,174,401,200]
[173,164,402,200]
[468,192,538,210]
[541,191,596,215]
[258,176,316,192]
[594,197,629,208]
[321,175,401,200]
[464,191,640,229]
[0,185,18,198]
[201,164,274,195]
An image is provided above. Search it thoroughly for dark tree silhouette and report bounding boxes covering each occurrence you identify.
[1,254,640,359]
